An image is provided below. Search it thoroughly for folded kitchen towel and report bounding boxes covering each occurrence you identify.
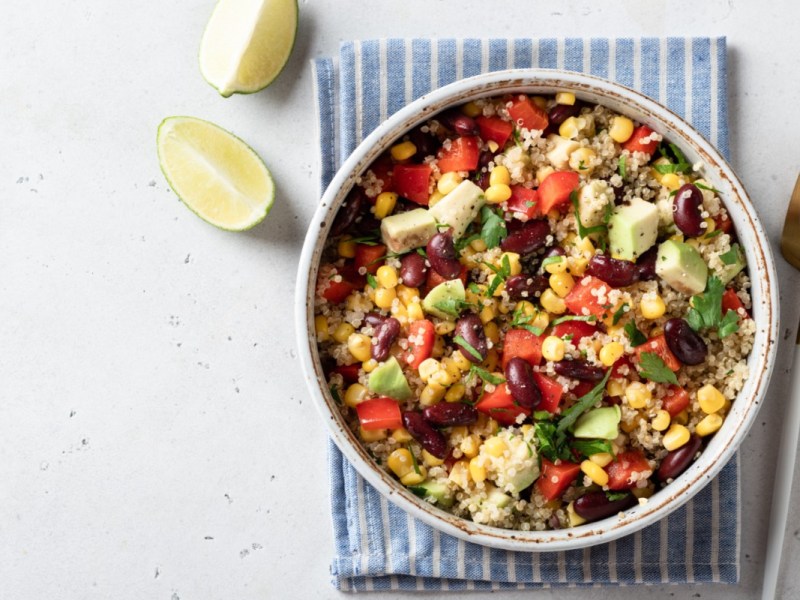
[313,37,737,591]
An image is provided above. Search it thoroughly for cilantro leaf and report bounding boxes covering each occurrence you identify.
[605,491,629,502]
[550,315,597,326]
[329,385,342,404]
[624,321,647,347]
[433,297,473,318]
[612,302,629,325]
[571,439,613,458]
[638,352,679,385]
[534,420,572,462]
[533,410,553,421]
[416,247,428,257]
[454,233,479,253]
[511,305,545,335]
[557,368,612,435]
[718,309,740,338]
[484,254,511,296]
[480,205,507,249]
[470,365,505,385]
[705,229,723,239]
[366,273,378,289]
[454,335,483,361]
[719,243,742,266]
[686,275,724,332]
[695,181,722,195]
[542,255,565,268]
[618,154,627,179]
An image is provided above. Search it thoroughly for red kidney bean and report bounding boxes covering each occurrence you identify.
[454,314,488,363]
[657,435,703,482]
[452,115,479,137]
[403,411,449,459]
[422,402,478,427]
[544,246,566,259]
[505,357,542,409]
[479,150,496,170]
[573,491,637,522]
[426,231,462,279]
[477,171,491,190]
[363,312,387,327]
[548,103,581,126]
[636,246,658,281]
[371,317,401,361]
[587,253,639,288]
[553,360,606,382]
[505,274,549,301]
[352,212,381,236]
[408,127,439,157]
[673,183,704,236]
[500,219,551,255]
[399,252,428,288]
[331,188,364,235]
[664,318,707,365]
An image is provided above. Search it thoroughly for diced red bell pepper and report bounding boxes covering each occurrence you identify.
[605,450,653,490]
[564,276,614,318]
[368,155,394,198]
[662,385,690,417]
[714,212,734,234]
[320,264,361,304]
[722,288,749,319]
[634,334,681,372]
[392,163,432,205]
[537,171,580,215]
[532,372,564,413]
[536,458,582,501]
[571,381,596,399]
[507,96,549,131]
[354,243,387,275]
[622,125,659,157]
[476,115,514,148]
[476,382,531,426]
[405,319,435,369]
[437,136,480,173]
[356,397,403,431]
[332,364,360,384]
[552,320,598,345]
[611,355,638,380]
[424,262,468,294]
[322,278,357,304]
[501,328,544,369]
[506,186,539,221]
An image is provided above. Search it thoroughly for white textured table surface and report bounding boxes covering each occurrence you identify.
[3,1,800,598]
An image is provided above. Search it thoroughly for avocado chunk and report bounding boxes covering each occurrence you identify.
[422,279,466,320]
[428,179,485,240]
[608,198,659,261]
[503,435,539,493]
[368,356,412,401]
[656,239,708,295]
[484,487,513,509]
[408,480,454,508]
[572,405,621,440]
[716,243,746,285]
[380,208,438,253]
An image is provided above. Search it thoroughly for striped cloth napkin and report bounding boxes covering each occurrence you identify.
[313,37,738,591]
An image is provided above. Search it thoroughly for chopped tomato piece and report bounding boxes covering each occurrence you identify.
[662,385,690,417]
[536,458,582,501]
[424,263,468,293]
[722,288,749,319]
[437,136,480,173]
[507,96,549,131]
[605,451,653,490]
[564,276,614,318]
[622,125,659,157]
[320,264,362,304]
[714,212,734,234]
[405,319,435,369]
[537,171,580,214]
[532,372,563,413]
[476,382,530,426]
[610,355,638,380]
[571,381,596,399]
[322,278,357,304]
[552,320,598,345]
[332,364,360,384]
[393,164,432,205]
[634,334,681,372]
[476,115,514,148]
[356,397,403,431]
[368,155,394,198]
[501,329,544,369]
[354,243,387,275]
[507,186,539,221]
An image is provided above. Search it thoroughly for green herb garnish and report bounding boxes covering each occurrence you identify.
[624,321,647,347]
[534,420,573,462]
[510,304,546,335]
[557,368,613,435]
[695,182,722,194]
[330,385,342,404]
[718,309,741,338]
[366,273,378,288]
[638,352,679,385]
[454,335,483,361]
[542,255,565,268]
[484,254,511,296]
[686,275,739,338]
[432,297,474,318]
[347,234,380,245]
[454,233,480,253]
[618,154,627,179]
[570,190,608,248]
[550,314,598,326]
[407,444,421,475]
[468,282,482,294]
[571,439,613,458]
[533,410,553,421]
[705,229,723,239]
[719,243,742,266]
[416,247,428,257]
[470,365,505,385]
[612,302,629,326]
[605,490,629,502]
[480,205,508,249]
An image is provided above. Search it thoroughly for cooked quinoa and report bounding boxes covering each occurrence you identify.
[314,92,754,530]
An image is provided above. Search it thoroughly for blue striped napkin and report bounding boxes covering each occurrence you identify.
[313,37,737,591]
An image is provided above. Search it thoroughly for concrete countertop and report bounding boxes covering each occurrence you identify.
[3,1,800,598]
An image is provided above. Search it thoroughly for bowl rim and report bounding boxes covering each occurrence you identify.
[295,68,780,551]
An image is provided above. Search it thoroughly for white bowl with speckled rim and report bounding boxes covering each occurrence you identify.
[294,69,779,551]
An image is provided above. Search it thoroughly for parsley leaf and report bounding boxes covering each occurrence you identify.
[534,420,572,462]
[686,275,724,332]
[695,181,722,194]
[533,410,553,421]
[605,490,629,502]
[541,255,565,268]
[550,314,597,326]
[705,229,723,239]
[416,247,428,257]
[612,302,629,325]
[366,273,378,289]
[329,385,342,404]
[624,321,647,346]
[719,243,742,266]
[347,234,380,245]
[470,365,505,385]
[718,309,740,338]
[653,162,691,175]
[433,297,473,318]
[454,335,483,361]
[571,439,613,458]
[557,368,613,435]
[638,352,679,385]
[468,282,481,294]
[407,444,421,475]
[454,233,479,253]
[484,254,511,296]
[480,205,507,249]
[510,304,546,335]
[618,154,627,179]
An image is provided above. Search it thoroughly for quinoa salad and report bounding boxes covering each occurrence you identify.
[313,92,754,530]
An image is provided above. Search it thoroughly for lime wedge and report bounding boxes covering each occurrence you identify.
[157,116,275,231]
[199,0,298,97]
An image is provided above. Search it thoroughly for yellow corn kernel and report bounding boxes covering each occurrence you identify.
[485,183,512,204]
[484,321,500,344]
[673,409,689,426]
[663,424,691,451]
[400,465,428,486]
[470,237,488,252]
[559,116,581,139]
[544,255,568,274]
[406,301,424,321]
[441,357,462,380]
[501,252,522,276]
[555,91,576,105]
[487,140,500,153]
[569,147,597,173]
[462,101,481,118]
[374,287,397,309]
[372,193,397,221]
[567,501,587,527]
[702,217,716,236]
[542,335,566,362]
[490,278,506,297]
[549,272,575,298]
[625,381,652,409]
[422,449,445,467]
[581,460,610,486]
[536,165,555,185]
[460,434,481,459]
[650,157,671,184]
[448,460,471,489]
[609,116,634,143]
[451,351,473,372]
[651,409,671,432]
[540,288,567,314]
[607,378,625,397]
[391,427,413,443]
[359,427,387,442]
[568,255,590,277]
[489,165,511,187]
[315,315,330,342]
[390,140,417,161]
[445,383,466,403]
[418,358,441,383]
[598,342,625,367]
[620,415,643,433]
[430,368,455,387]
[698,384,725,414]
[344,383,368,408]
[640,294,666,320]
[362,358,378,373]
[576,235,595,256]
[420,383,446,406]
[482,348,499,372]
[589,452,615,468]
[333,322,355,343]
[515,300,536,317]
[435,320,456,335]
[338,236,357,258]
[390,301,408,323]
[696,413,724,437]
[479,304,496,325]
[484,437,507,458]
[376,265,399,289]
[428,190,445,207]
[347,333,372,362]
[469,456,487,483]
[661,173,681,191]
[396,285,419,305]
[450,425,468,439]
[437,171,463,195]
